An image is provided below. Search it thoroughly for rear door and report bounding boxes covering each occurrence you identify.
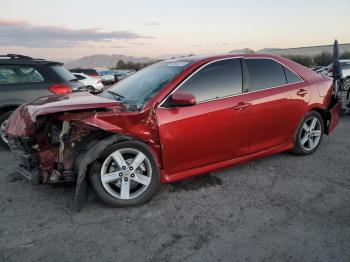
[0,65,51,106]
[156,58,252,175]
[243,58,307,153]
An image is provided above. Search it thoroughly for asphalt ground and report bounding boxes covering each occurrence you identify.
[0,117,349,262]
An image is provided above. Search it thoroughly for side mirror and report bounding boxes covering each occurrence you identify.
[170,91,196,106]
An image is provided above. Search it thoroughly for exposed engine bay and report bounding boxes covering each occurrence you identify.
[5,92,162,209]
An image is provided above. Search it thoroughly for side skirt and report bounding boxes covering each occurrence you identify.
[161,140,294,183]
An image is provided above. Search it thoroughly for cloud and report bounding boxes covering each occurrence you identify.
[130,42,151,46]
[83,45,128,49]
[0,19,153,48]
[144,21,159,26]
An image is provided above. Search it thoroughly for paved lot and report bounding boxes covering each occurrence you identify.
[1,118,350,262]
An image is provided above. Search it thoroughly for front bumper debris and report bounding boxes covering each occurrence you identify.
[8,137,41,184]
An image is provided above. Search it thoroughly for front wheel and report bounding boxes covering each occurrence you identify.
[292,111,324,155]
[89,140,160,207]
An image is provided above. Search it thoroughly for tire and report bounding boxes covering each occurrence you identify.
[292,111,324,155]
[89,140,160,207]
[0,111,13,149]
[342,78,350,91]
[85,86,95,92]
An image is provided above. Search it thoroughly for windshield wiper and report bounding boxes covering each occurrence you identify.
[107,90,125,101]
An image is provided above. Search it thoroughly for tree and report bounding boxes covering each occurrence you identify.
[115,59,160,70]
[116,59,127,69]
[313,51,332,66]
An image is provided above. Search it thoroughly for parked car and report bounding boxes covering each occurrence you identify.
[113,69,136,82]
[70,68,100,79]
[5,54,340,210]
[0,54,84,148]
[339,60,350,78]
[70,69,115,85]
[318,60,350,79]
[97,70,115,85]
[72,73,104,92]
[334,60,350,90]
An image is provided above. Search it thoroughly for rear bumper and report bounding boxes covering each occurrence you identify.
[326,99,341,135]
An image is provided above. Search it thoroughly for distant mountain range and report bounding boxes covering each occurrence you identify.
[229,48,255,54]
[62,43,350,69]
[229,48,280,54]
[65,54,155,69]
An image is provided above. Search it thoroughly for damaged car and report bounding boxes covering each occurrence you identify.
[5,54,340,210]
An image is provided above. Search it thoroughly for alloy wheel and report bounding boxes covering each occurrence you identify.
[0,119,8,144]
[300,117,322,151]
[100,148,152,200]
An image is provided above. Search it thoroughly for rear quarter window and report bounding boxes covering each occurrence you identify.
[283,66,303,84]
[0,66,44,85]
[51,65,76,81]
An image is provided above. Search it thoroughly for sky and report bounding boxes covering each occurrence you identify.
[1,0,350,61]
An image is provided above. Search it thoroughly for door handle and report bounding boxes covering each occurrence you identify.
[296,89,308,96]
[233,102,250,111]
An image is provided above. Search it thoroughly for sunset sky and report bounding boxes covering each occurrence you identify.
[1,0,350,61]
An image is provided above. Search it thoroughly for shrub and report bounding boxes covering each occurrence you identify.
[340,51,350,59]
[282,54,313,67]
[313,51,332,66]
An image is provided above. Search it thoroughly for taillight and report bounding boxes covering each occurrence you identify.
[48,83,72,94]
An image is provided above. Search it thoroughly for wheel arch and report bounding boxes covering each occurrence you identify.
[74,133,161,211]
[0,105,19,115]
[309,107,329,135]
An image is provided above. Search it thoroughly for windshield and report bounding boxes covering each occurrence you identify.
[101,61,192,110]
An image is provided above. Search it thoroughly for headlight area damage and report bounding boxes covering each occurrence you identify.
[5,93,162,210]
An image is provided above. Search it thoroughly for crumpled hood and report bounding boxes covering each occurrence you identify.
[6,92,119,137]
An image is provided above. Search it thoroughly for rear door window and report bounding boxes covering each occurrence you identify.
[177,59,243,102]
[245,59,287,91]
[0,66,44,85]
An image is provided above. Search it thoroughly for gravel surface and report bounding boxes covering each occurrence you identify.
[1,117,350,262]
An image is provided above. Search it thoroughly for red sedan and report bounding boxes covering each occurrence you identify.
[6,54,340,209]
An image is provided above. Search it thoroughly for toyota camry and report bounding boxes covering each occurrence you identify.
[5,54,340,210]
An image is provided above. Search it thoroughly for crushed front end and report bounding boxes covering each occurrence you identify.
[5,92,162,194]
[8,113,108,185]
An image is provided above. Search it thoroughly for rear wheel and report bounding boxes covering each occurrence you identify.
[292,111,324,155]
[0,111,13,149]
[85,85,95,92]
[342,77,350,91]
[89,140,160,207]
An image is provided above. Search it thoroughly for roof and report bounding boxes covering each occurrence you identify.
[163,53,288,64]
[161,53,322,84]
[0,54,62,66]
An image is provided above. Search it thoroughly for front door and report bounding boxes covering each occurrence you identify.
[156,58,252,175]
